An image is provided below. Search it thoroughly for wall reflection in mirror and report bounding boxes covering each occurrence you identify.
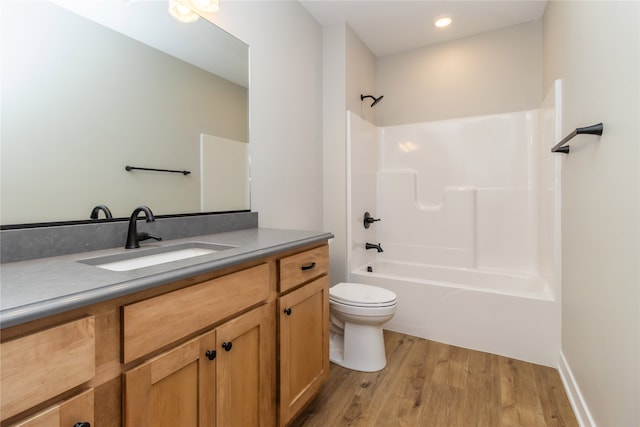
[1,0,250,227]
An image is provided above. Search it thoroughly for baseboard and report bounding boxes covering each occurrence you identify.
[558,351,597,427]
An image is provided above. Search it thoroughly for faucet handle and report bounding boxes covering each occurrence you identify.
[138,232,162,242]
[363,212,381,229]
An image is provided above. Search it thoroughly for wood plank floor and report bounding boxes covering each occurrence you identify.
[291,331,578,427]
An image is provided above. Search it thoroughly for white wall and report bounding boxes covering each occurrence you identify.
[206,2,324,231]
[322,23,348,284]
[322,23,377,284]
[345,25,378,125]
[543,2,640,426]
[376,20,543,126]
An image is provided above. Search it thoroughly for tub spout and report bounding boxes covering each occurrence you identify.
[366,242,383,253]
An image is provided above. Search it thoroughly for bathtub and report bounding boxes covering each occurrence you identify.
[350,260,559,367]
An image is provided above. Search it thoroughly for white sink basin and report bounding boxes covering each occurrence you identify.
[79,242,235,272]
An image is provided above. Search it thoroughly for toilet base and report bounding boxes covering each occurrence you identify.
[329,322,387,372]
[329,331,344,363]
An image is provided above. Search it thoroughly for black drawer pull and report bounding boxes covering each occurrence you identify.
[205,350,216,360]
[74,423,90,427]
[301,262,316,271]
[222,341,233,352]
[284,308,292,316]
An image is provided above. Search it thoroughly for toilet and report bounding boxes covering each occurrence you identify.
[329,282,397,372]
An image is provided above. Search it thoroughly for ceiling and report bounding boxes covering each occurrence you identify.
[299,0,548,57]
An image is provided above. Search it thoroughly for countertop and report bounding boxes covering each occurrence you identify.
[1,227,333,328]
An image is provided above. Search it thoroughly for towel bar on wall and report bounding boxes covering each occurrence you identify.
[551,123,603,154]
[125,165,191,175]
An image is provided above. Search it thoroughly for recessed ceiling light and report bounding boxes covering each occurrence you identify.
[434,16,452,28]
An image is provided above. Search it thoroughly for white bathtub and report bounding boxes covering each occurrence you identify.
[350,260,559,367]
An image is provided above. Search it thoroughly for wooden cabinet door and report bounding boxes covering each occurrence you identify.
[215,303,275,427]
[278,276,330,426]
[123,330,216,427]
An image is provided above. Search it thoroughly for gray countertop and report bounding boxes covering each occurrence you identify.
[1,228,333,328]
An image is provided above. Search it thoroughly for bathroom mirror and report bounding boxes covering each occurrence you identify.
[1,0,250,227]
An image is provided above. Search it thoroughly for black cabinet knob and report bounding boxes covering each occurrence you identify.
[284,308,292,316]
[222,341,233,352]
[205,350,216,360]
[74,423,90,427]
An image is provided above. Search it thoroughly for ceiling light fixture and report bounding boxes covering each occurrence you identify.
[168,0,219,23]
[169,0,199,23]
[434,16,452,28]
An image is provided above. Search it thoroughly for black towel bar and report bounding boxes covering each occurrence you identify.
[551,123,603,154]
[125,165,191,175]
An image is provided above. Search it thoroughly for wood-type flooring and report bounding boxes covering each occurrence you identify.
[291,330,578,427]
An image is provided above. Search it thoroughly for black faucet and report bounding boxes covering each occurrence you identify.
[90,204,113,219]
[125,206,162,249]
[365,242,383,253]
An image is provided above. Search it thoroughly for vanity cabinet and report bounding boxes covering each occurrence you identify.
[277,246,330,427]
[1,240,330,427]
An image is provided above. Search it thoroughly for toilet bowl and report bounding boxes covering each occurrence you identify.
[329,282,397,372]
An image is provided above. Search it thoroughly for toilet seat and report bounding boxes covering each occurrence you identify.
[330,282,397,308]
[330,297,397,308]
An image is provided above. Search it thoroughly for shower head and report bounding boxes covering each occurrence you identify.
[361,94,384,107]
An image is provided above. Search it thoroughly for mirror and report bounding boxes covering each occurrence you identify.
[1,0,250,227]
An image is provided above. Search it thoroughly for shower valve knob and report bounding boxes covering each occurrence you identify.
[363,212,381,229]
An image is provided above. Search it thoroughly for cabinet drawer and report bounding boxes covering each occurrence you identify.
[10,388,94,427]
[0,317,95,421]
[278,245,329,293]
[123,263,270,363]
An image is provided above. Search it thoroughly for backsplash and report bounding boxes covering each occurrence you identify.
[1,212,258,263]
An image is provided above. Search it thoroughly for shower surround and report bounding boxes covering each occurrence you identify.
[347,82,562,366]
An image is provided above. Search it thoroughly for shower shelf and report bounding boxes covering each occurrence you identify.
[551,123,603,154]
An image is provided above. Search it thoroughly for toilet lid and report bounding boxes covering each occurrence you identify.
[330,282,397,306]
